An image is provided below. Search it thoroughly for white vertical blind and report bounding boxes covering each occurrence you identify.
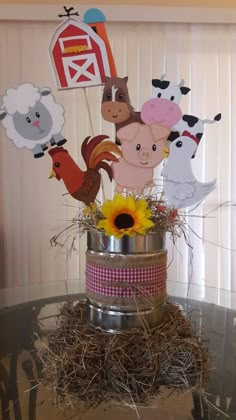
[0,19,235,292]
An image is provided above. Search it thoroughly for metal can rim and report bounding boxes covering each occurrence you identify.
[87,230,165,254]
[86,298,165,332]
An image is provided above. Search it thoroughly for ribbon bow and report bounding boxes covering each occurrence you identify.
[182,130,200,144]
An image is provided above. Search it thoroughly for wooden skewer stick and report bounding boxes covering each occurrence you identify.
[83,87,106,204]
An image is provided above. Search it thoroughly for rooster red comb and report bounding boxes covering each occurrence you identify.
[182,130,200,145]
[48,147,68,157]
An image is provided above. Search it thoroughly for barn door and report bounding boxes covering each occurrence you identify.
[62,53,101,87]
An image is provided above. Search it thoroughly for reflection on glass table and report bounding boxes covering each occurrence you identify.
[1,283,236,420]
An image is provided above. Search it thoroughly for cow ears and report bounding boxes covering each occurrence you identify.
[180,86,191,95]
[40,87,51,96]
[117,122,140,143]
[150,124,170,142]
[0,110,7,120]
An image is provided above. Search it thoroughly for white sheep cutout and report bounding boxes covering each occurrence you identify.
[0,83,66,158]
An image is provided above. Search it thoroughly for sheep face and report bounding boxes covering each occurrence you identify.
[0,82,65,151]
[12,102,53,141]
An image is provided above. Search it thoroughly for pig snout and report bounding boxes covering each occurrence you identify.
[141,98,182,128]
[139,148,151,162]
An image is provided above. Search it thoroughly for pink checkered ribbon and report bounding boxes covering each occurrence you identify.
[86,263,167,297]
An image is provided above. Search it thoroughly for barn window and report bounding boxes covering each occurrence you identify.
[91,26,97,34]
[59,35,92,54]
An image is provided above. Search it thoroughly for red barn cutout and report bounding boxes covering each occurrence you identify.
[49,17,113,89]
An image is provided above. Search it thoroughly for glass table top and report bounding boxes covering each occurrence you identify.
[0,293,236,420]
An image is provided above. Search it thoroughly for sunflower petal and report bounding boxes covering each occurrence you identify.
[97,194,154,238]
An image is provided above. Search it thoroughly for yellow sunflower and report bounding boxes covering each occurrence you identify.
[97,194,154,239]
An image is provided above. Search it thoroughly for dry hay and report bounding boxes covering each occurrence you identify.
[50,194,186,254]
[39,300,210,412]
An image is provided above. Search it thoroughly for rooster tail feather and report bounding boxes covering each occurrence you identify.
[91,152,120,169]
[96,162,113,181]
[81,136,91,166]
[89,141,122,168]
[83,135,109,167]
[90,141,122,160]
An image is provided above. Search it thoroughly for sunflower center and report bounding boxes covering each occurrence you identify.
[114,213,135,229]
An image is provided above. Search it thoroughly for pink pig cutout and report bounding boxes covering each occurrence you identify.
[112,122,170,194]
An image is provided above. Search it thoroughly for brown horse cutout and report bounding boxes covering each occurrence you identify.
[101,76,143,144]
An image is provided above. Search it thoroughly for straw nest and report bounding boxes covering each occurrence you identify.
[39,300,210,411]
[50,194,187,254]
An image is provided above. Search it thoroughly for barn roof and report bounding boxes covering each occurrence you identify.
[49,17,107,51]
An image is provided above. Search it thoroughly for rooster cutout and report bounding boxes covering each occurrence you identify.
[49,135,122,205]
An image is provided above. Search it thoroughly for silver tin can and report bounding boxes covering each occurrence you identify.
[86,231,167,331]
[86,299,165,332]
[87,230,165,254]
